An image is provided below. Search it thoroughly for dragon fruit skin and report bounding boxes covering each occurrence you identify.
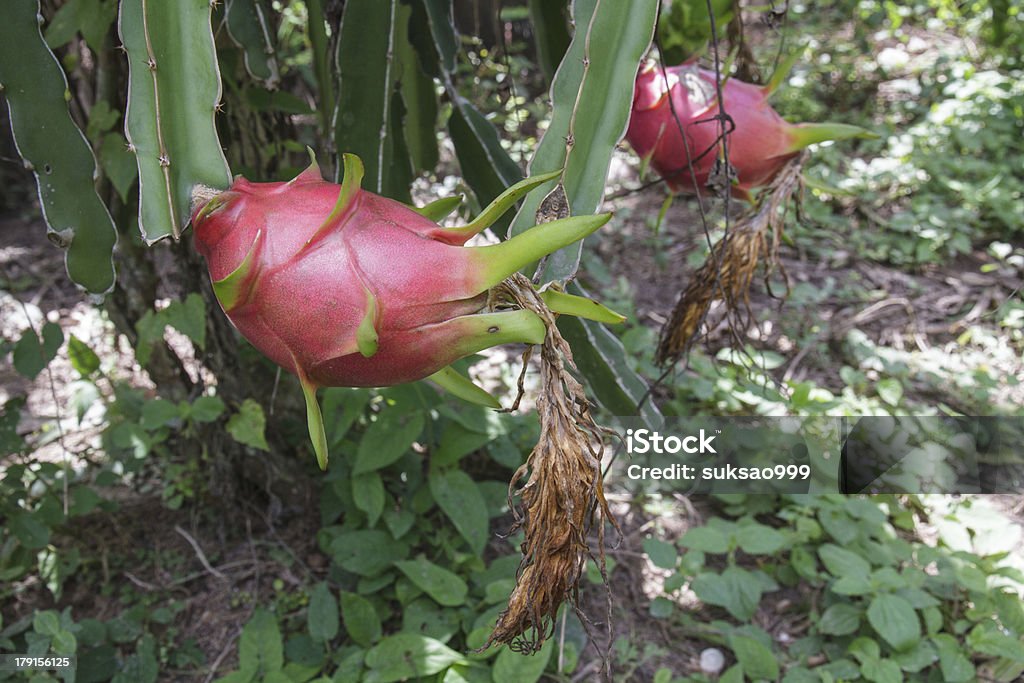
[191,154,617,468]
[626,60,872,199]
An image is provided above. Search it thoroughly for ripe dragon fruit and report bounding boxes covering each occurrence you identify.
[625,59,873,199]
[191,153,622,469]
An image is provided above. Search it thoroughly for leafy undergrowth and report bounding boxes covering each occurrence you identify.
[630,493,1024,682]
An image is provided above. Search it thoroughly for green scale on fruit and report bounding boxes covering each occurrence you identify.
[190,152,623,469]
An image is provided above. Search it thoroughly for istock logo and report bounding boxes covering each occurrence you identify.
[625,428,718,455]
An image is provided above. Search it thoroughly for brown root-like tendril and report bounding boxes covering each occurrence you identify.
[484,272,618,672]
[656,151,807,365]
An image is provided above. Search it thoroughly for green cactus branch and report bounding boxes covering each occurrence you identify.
[225,0,280,89]
[0,0,117,294]
[120,0,232,243]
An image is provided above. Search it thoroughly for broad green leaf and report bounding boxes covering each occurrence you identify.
[225,0,279,87]
[736,524,787,555]
[98,131,138,203]
[680,526,730,554]
[352,472,385,527]
[508,0,659,281]
[932,634,975,682]
[307,582,339,644]
[819,603,862,636]
[321,388,371,447]
[729,633,780,681]
[67,335,100,377]
[642,538,678,570]
[832,574,873,596]
[893,639,937,673]
[226,399,269,451]
[120,0,232,242]
[140,398,181,429]
[353,411,424,474]
[329,530,408,576]
[341,591,382,647]
[0,0,117,293]
[867,593,920,652]
[818,543,871,577]
[967,624,1024,661]
[492,637,553,683]
[364,633,466,682]
[12,323,64,380]
[861,658,902,683]
[239,608,283,676]
[433,421,495,467]
[692,567,765,620]
[189,395,225,423]
[163,293,206,350]
[429,469,489,555]
[394,558,468,607]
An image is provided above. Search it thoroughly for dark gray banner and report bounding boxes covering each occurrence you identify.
[610,417,1024,494]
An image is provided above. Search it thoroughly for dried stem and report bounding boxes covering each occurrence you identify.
[656,151,807,365]
[484,273,618,672]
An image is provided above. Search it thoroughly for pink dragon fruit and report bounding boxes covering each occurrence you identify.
[626,59,873,199]
[191,153,621,468]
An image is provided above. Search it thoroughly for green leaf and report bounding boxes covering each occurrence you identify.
[341,591,382,647]
[225,0,280,87]
[649,597,674,618]
[352,472,385,527]
[163,293,206,350]
[190,395,225,423]
[508,0,659,281]
[394,558,468,607]
[643,538,678,570]
[680,526,730,554]
[832,574,873,596]
[876,378,904,406]
[364,633,467,682]
[656,0,733,65]
[867,593,921,652]
[329,530,408,576]
[932,634,975,682]
[67,335,100,377]
[98,132,138,202]
[861,658,902,683]
[307,582,339,644]
[736,524,787,555]
[13,323,64,380]
[492,637,553,683]
[120,0,232,242]
[239,608,283,676]
[692,567,765,620]
[429,468,489,555]
[893,639,937,673]
[819,603,863,636]
[729,633,779,681]
[353,411,424,474]
[967,624,1024,661]
[226,399,269,451]
[140,398,181,429]
[818,543,871,578]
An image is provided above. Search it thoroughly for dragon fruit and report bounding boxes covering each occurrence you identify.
[626,60,873,199]
[191,153,621,468]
